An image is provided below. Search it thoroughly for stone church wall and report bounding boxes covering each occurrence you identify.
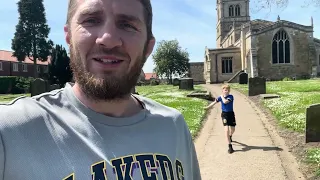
[189,62,205,84]
[207,49,242,83]
[255,27,314,80]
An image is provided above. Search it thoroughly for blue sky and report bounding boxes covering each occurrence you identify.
[0,0,319,73]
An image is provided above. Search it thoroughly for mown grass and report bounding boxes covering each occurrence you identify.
[0,94,30,103]
[230,79,320,176]
[306,148,320,176]
[136,85,208,139]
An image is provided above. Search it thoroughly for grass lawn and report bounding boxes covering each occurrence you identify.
[0,94,30,103]
[230,79,320,176]
[136,84,208,139]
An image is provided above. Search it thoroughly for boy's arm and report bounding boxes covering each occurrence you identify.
[205,101,217,109]
[204,97,219,109]
[221,95,233,104]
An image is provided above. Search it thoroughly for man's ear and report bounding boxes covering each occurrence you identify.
[64,25,71,45]
[145,37,156,58]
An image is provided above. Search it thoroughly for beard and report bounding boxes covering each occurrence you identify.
[69,43,147,102]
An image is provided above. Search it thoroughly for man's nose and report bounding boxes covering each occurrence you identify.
[96,22,123,49]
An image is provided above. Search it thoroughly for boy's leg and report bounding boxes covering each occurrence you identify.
[224,125,231,144]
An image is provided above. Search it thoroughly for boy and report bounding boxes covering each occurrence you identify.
[205,84,236,154]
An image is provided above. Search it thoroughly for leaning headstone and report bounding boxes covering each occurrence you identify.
[248,77,266,96]
[179,78,194,90]
[239,72,248,84]
[173,78,180,86]
[305,104,320,143]
[30,78,48,97]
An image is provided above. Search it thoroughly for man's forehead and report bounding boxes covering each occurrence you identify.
[75,0,144,18]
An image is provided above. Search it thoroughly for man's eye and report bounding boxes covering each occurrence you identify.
[119,23,137,31]
[83,18,101,24]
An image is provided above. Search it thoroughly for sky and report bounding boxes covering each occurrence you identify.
[0,0,319,73]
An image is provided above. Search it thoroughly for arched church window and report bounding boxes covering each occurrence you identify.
[235,5,241,16]
[272,30,290,64]
[229,5,234,17]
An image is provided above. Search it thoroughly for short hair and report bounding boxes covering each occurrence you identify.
[222,84,231,90]
[66,0,153,40]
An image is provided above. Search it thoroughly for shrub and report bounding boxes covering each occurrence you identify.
[150,79,159,86]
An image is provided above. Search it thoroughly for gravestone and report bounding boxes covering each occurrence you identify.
[305,104,320,143]
[172,78,180,86]
[239,72,248,84]
[30,78,48,97]
[179,78,194,90]
[50,84,60,91]
[248,77,266,96]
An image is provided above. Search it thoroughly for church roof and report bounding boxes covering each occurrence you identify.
[250,19,275,30]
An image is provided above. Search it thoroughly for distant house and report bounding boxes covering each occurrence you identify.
[144,73,158,80]
[0,50,50,78]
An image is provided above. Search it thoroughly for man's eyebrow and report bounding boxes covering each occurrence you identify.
[78,7,104,17]
[117,14,143,24]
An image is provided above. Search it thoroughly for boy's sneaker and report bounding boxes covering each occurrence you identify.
[228,144,234,154]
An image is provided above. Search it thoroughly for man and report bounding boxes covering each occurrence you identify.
[0,0,201,179]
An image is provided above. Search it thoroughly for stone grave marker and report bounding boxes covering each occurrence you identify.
[30,78,48,97]
[173,78,180,86]
[239,72,248,84]
[179,78,194,90]
[50,84,61,91]
[248,77,266,96]
[305,104,320,143]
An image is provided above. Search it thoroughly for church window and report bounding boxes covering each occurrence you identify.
[272,30,290,64]
[222,57,233,74]
[229,5,234,17]
[235,5,241,16]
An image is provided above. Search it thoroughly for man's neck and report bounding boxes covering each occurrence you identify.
[72,83,143,118]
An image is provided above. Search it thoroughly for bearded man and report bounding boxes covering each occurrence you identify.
[0,0,201,179]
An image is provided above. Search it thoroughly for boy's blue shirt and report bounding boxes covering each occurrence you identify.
[216,94,234,112]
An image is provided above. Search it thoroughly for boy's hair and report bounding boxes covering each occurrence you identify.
[222,84,231,90]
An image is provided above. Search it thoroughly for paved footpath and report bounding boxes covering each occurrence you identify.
[194,84,305,180]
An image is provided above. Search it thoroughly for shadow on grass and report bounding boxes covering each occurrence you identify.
[233,141,283,152]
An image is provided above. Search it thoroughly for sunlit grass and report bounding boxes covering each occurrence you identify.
[0,94,30,103]
[136,85,208,138]
[230,79,320,176]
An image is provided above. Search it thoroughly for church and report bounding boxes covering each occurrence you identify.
[203,0,320,83]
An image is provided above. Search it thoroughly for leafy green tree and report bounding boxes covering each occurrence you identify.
[152,39,190,84]
[11,0,53,78]
[255,0,319,10]
[48,45,73,87]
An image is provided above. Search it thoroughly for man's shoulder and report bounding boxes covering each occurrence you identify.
[0,89,65,127]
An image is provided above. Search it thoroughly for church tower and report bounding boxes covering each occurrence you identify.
[216,0,250,48]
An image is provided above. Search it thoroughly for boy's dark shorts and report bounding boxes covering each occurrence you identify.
[221,111,236,127]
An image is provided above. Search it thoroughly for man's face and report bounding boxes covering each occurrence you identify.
[64,0,155,101]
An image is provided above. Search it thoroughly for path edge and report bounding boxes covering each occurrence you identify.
[234,88,306,180]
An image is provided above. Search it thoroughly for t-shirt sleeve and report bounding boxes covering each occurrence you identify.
[190,139,202,179]
[227,95,234,102]
[0,132,4,179]
[216,96,222,102]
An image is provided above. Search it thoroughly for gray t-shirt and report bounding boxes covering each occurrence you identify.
[0,83,201,180]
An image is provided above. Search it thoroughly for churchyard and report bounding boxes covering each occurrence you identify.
[136,84,208,139]
[230,79,320,177]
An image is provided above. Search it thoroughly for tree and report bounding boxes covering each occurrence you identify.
[11,0,53,78]
[48,45,73,87]
[152,39,190,84]
[254,0,319,10]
